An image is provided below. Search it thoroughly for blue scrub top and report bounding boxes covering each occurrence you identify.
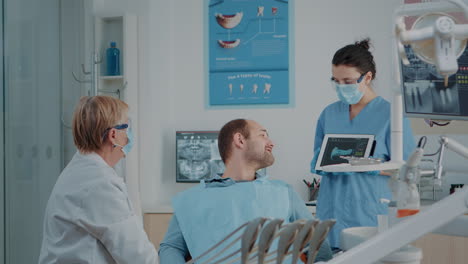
[311,96,416,248]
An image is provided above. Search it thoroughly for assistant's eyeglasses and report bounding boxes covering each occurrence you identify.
[330,73,366,85]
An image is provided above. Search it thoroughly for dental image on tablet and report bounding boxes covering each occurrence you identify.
[315,134,375,171]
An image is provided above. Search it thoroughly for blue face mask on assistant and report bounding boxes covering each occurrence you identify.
[332,73,366,105]
[335,83,364,105]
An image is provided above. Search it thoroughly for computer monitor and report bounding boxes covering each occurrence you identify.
[176,130,266,183]
[176,131,223,183]
[401,45,468,121]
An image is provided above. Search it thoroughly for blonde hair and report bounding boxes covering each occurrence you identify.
[72,96,128,153]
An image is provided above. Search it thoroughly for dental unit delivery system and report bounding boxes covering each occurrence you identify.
[325,136,468,264]
[188,218,335,264]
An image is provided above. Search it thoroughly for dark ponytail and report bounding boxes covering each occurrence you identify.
[332,38,376,80]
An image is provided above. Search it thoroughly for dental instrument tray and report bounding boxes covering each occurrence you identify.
[340,156,382,166]
[315,134,375,171]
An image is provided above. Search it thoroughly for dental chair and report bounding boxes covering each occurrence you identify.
[187,217,336,264]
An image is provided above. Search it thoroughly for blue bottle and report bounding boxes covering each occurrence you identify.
[106,41,120,76]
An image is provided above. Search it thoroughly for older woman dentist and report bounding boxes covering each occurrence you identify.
[39,96,158,264]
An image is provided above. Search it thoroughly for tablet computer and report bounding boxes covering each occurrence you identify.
[315,134,375,171]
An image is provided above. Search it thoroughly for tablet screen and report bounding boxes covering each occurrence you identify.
[315,134,375,170]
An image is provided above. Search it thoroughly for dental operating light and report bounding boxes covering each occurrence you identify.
[396,0,468,86]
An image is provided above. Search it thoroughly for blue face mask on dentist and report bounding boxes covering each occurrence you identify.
[113,123,134,156]
[333,73,366,105]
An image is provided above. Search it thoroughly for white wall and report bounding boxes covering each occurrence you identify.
[94,0,406,211]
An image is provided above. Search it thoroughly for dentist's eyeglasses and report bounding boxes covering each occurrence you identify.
[330,73,366,85]
[112,123,129,130]
[102,120,130,139]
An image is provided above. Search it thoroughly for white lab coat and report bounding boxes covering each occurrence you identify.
[38,152,158,264]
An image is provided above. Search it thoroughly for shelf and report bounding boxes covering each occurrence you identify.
[100,75,124,80]
[94,14,137,100]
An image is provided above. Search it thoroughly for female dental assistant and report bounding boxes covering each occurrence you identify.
[39,96,158,264]
[310,39,416,250]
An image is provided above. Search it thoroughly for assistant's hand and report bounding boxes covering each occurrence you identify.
[365,170,380,176]
[310,148,332,177]
[310,148,321,174]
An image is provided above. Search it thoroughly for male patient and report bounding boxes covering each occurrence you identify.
[159,119,332,263]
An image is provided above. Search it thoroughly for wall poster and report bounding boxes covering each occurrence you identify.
[208,0,291,106]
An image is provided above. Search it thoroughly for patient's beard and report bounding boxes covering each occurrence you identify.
[246,145,275,170]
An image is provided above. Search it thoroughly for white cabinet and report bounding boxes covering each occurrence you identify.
[94,14,142,217]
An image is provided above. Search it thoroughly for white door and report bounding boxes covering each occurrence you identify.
[0,2,4,262]
[3,0,93,262]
